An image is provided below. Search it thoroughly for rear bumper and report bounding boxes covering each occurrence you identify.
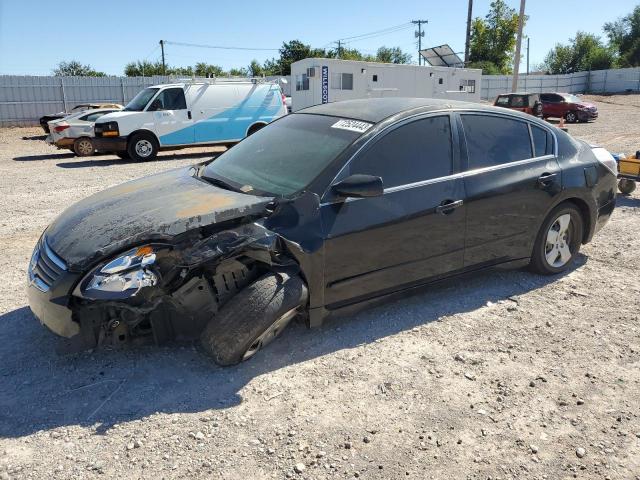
[594,197,615,236]
[94,136,127,152]
[48,137,74,148]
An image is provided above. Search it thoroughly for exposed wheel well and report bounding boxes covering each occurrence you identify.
[562,198,591,244]
[246,122,267,137]
[127,129,159,145]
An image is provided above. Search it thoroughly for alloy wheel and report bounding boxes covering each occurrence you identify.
[545,213,573,268]
[76,139,93,155]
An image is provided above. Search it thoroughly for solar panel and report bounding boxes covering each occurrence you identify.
[420,44,464,68]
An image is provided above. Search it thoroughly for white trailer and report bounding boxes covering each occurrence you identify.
[291,58,482,111]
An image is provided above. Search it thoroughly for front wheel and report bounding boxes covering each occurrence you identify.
[565,111,578,123]
[529,203,584,275]
[200,273,308,366]
[127,132,158,161]
[73,137,95,157]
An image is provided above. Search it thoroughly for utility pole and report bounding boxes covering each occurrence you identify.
[464,0,473,65]
[526,36,530,75]
[411,20,427,65]
[336,40,342,59]
[159,39,166,75]
[511,0,526,92]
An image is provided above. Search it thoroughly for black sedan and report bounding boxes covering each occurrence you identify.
[27,98,617,365]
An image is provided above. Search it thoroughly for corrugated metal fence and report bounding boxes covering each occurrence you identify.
[1,68,638,126]
[0,75,292,126]
[481,67,640,100]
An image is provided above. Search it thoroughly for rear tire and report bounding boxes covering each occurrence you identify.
[529,203,584,275]
[200,273,308,366]
[127,132,158,161]
[73,137,95,157]
[618,178,636,195]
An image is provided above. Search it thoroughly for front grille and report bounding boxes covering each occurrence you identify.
[29,238,67,292]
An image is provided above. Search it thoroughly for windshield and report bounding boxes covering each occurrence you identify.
[202,114,365,196]
[124,88,159,111]
[563,94,582,103]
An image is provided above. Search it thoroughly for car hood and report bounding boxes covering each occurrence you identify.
[45,167,273,270]
[96,111,142,123]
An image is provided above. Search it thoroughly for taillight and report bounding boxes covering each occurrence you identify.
[591,146,618,175]
[53,124,70,133]
[281,93,286,104]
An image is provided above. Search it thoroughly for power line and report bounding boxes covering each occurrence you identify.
[164,40,280,51]
[338,22,413,42]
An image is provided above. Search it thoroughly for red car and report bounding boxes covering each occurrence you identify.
[540,93,598,123]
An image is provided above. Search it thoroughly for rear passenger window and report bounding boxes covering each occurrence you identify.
[531,125,553,157]
[461,115,532,170]
[349,116,452,188]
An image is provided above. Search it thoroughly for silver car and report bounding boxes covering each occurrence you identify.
[46,108,121,156]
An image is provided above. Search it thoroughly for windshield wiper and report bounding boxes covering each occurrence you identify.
[202,175,242,193]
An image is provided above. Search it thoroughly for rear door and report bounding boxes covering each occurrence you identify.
[458,112,560,266]
[148,87,194,146]
[541,93,564,118]
[321,114,467,307]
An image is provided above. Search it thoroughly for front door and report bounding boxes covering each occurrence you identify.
[458,112,561,266]
[148,87,194,146]
[321,114,467,308]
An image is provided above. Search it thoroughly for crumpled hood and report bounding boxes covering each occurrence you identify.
[45,167,272,270]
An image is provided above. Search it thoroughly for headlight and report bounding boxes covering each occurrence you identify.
[95,121,119,137]
[73,245,162,300]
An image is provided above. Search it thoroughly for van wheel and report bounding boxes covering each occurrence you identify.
[127,132,158,161]
[73,137,94,157]
[200,273,308,366]
[247,123,265,137]
[529,203,583,275]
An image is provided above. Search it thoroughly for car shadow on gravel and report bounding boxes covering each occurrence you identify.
[0,258,586,439]
[13,152,76,161]
[615,194,640,208]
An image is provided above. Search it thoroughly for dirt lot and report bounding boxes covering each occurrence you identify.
[1,96,640,480]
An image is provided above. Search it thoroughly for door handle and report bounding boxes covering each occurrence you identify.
[436,199,464,215]
[187,111,192,120]
[537,172,557,188]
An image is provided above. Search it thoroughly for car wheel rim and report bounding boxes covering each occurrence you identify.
[567,113,576,122]
[545,213,573,268]
[135,139,153,157]
[78,140,92,155]
[241,307,299,362]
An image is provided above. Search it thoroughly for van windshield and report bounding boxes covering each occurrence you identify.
[124,88,159,111]
[202,114,365,196]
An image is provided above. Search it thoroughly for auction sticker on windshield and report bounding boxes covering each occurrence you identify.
[331,119,372,133]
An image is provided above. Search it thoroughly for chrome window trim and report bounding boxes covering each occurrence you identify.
[320,108,560,204]
[319,154,556,207]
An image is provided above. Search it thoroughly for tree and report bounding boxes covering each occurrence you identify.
[376,46,412,64]
[124,60,165,76]
[276,40,326,75]
[248,60,264,77]
[194,62,224,77]
[540,32,617,74]
[53,60,106,77]
[468,0,522,74]
[228,67,248,77]
[604,5,640,67]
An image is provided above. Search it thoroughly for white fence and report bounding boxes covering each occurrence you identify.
[2,68,639,126]
[481,67,640,100]
[0,75,291,127]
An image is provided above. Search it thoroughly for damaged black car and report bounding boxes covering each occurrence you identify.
[27,98,617,365]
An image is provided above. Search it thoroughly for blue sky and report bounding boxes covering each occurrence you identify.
[0,0,637,76]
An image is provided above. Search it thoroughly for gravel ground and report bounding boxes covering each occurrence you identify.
[1,97,640,480]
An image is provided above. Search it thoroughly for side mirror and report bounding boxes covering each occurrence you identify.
[331,174,383,199]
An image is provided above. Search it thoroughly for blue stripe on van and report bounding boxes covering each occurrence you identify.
[159,85,283,146]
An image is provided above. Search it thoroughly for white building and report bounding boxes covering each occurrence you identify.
[291,58,482,111]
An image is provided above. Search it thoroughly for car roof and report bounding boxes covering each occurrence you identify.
[298,98,479,123]
[299,97,498,124]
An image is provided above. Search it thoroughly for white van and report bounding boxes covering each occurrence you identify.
[93,79,287,161]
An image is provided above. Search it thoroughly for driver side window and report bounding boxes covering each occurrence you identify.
[348,116,453,189]
[148,88,187,111]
